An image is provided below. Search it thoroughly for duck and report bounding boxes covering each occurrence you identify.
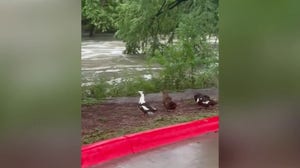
[162,91,177,111]
[137,91,157,115]
[194,93,217,108]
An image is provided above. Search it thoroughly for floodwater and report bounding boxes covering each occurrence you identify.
[81,34,161,86]
[91,132,218,168]
[81,33,218,86]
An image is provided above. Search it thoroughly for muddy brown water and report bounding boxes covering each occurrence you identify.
[81,34,161,86]
[81,34,219,87]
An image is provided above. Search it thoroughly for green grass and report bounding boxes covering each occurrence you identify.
[81,74,218,105]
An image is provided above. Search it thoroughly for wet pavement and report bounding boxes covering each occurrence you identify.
[91,132,218,168]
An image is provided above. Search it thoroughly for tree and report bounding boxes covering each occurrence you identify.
[82,0,120,36]
[115,0,218,55]
[115,0,219,89]
[81,0,219,89]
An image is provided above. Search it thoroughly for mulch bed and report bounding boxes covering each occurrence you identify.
[81,99,218,145]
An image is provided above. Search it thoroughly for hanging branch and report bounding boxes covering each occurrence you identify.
[155,0,167,17]
[150,0,189,34]
[146,0,190,55]
[154,0,188,18]
[168,0,188,10]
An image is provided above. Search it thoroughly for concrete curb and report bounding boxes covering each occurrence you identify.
[81,116,219,168]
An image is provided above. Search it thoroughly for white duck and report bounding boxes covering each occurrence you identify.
[137,91,157,115]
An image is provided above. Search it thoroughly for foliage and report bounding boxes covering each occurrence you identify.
[81,74,217,105]
[82,76,162,104]
[148,40,218,90]
[81,0,219,102]
[113,0,219,90]
[82,0,120,32]
[115,0,181,54]
[115,0,218,54]
[147,0,219,89]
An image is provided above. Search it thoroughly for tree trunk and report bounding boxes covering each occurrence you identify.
[89,25,95,37]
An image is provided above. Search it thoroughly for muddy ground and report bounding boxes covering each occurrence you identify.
[81,88,218,144]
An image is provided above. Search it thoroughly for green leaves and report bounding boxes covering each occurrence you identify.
[81,0,219,93]
[82,0,119,32]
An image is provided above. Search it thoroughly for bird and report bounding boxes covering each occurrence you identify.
[137,91,157,115]
[162,91,177,111]
[194,93,217,108]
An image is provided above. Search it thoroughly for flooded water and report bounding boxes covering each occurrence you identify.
[81,34,161,86]
[81,33,218,87]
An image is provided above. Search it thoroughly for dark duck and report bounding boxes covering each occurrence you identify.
[162,91,177,111]
[194,93,217,108]
[138,91,157,115]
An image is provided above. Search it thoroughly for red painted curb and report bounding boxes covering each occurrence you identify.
[81,116,219,168]
[81,136,133,168]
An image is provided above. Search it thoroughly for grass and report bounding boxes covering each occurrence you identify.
[81,111,217,145]
[81,74,218,105]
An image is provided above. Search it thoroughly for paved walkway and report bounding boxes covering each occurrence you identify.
[92,132,218,168]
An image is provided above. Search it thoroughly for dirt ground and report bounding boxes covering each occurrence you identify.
[81,88,218,144]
